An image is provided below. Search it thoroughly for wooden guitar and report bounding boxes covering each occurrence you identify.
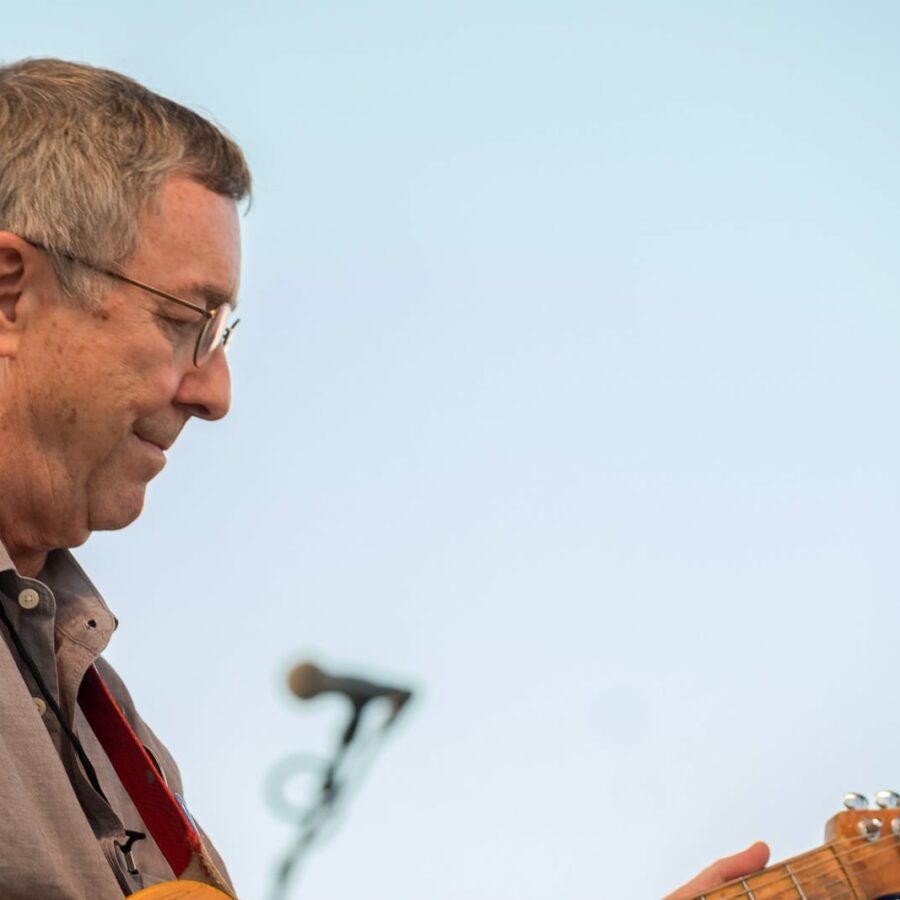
[688,790,900,899]
[130,790,900,898]
[133,883,229,898]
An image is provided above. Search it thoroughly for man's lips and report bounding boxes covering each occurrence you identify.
[134,432,172,454]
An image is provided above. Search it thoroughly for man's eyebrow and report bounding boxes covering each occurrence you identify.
[175,282,238,311]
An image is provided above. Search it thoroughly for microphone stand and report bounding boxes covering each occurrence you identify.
[267,700,367,900]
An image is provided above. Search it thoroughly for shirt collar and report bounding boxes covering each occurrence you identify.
[0,533,117,633]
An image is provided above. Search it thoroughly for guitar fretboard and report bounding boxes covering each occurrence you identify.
[695,833,900,899]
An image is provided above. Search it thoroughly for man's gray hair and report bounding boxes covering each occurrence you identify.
[0,58,251,303]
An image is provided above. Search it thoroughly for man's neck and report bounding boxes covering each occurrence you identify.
[0,491,57,578]
[0,420,82,578]
[0,516,50,576]
[7,547,48,579]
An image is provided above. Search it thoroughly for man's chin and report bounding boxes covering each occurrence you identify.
[87,486,148,533]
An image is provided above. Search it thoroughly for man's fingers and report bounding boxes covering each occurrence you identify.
[664,842,771,899]
[706,841,770,882]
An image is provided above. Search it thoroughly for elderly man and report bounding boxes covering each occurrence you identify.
[0,58,248,897]
[0,56,775,900]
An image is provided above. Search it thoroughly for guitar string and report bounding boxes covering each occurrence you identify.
[707,833,885,900]
[834,844,900,894]
[711,837,900,900]
[706,834,900,900]
[698,827,900,900]
[778,829,900,900]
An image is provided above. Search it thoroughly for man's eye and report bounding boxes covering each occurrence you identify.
[155,313,195,335]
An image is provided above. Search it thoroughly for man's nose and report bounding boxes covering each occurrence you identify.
[173,347,231,421]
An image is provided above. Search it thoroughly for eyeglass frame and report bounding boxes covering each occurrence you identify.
[22,239,239,367]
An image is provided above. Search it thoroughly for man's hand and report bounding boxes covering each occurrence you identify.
[663,841,770,899]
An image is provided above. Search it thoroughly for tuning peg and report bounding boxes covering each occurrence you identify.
[858,816,883,841]
[843,792,869,810]
[875,791,900,809]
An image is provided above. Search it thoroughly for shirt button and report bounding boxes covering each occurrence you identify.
[32,697,46,716]
[18,589,40,610]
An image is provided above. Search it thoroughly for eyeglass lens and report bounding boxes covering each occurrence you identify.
[195,304,233,366]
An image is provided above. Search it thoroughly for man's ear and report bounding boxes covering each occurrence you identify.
[0,233,41,359]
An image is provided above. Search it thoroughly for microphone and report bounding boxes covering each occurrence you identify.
[287,661,413,723]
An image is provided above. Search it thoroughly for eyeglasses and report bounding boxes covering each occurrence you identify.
[24,240,239,367]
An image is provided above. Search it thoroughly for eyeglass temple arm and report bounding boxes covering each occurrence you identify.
[24,239,213,320]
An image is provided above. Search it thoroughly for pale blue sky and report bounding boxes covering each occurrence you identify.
[12,2,900,897]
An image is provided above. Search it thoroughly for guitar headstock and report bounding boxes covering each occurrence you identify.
[825,790,900,843]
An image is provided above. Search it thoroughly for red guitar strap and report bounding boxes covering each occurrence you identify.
[78,664,234,896]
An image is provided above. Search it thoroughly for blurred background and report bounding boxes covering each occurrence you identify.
[13,2,900,896]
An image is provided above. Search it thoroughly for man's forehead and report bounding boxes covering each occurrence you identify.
[135,178,242,309]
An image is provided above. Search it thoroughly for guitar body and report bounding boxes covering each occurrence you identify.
[132,882,230,898]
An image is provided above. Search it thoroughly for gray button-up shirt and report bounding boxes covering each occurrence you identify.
[0,544,232,898]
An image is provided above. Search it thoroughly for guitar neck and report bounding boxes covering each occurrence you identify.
[695,817,900,899]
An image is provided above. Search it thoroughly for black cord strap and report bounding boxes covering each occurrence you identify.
[0,594,107,800]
